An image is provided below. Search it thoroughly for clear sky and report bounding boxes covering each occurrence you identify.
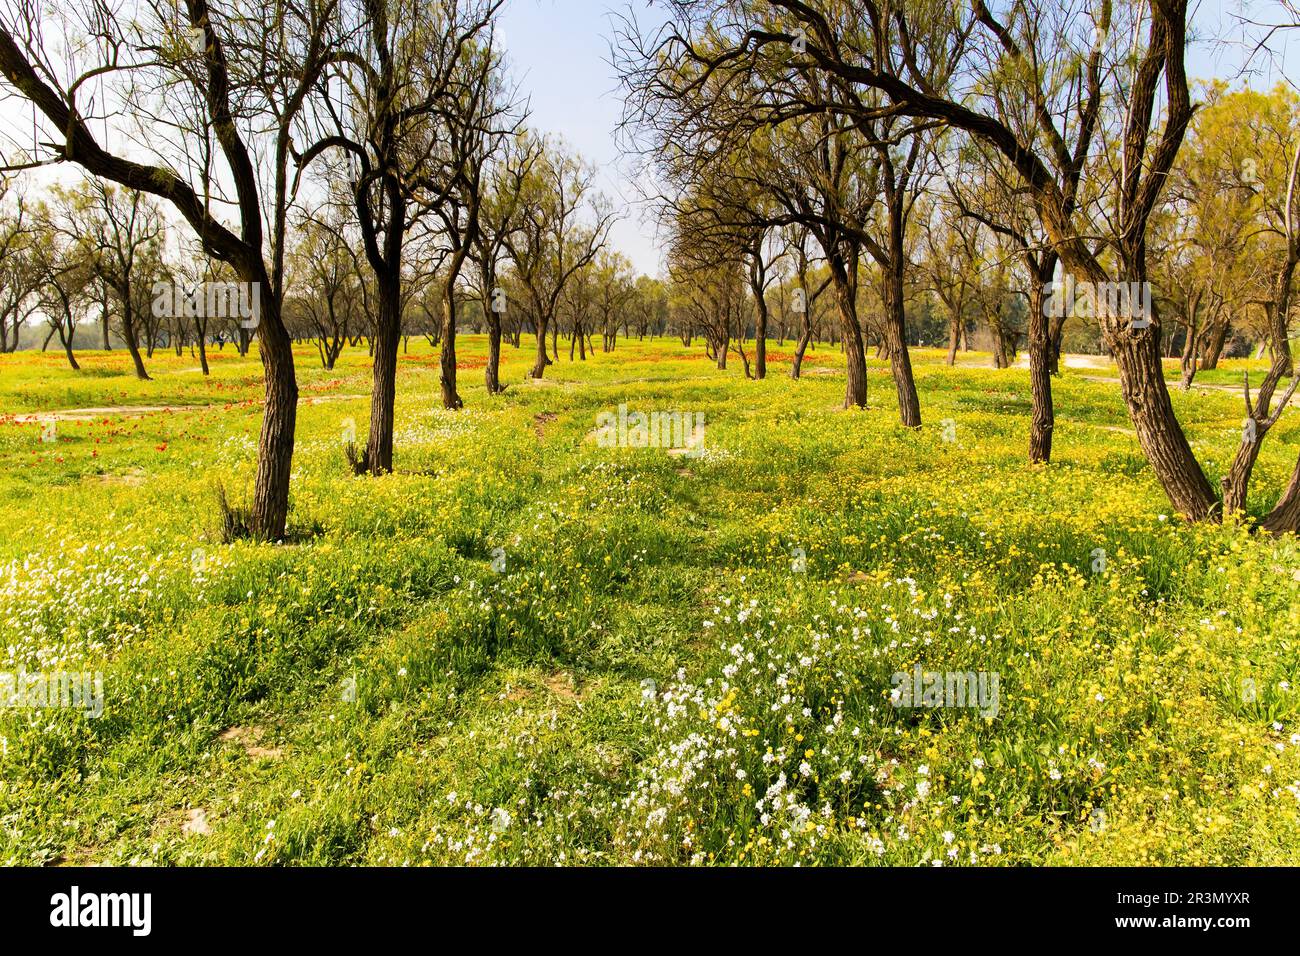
[497,0,665,276]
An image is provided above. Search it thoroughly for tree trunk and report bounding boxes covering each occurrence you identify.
[1027,282,1054,464]
[60,324,80,371]
[121,304,150,380]
[990,313,1009,369]
[364,272,401,475]
[485,293,504,393]
[791,316,812,380]
[1226,261,1296,518]
[881,266,920,427]
[439,277,463,410]
[830,260,866,408]
[1048,315,1065,375]
[1201,320,1229,370]
[1107,312,1218,522]
[250,293,298,542]
[1179,294,1202,389]
[530,317,550,378]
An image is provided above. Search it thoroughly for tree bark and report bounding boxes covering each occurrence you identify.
[881,264,920,427]
[364,272,401,475]
[439,275,463,410]
[1027,282,1054,463]
[1107,313,1218,522]
[250,291,298,542]
[829,256,866,408]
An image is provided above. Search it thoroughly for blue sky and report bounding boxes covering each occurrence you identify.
[502,0,1300,278]
[498,0,665,275]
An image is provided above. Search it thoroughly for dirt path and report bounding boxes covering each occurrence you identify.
[11,393,372,423]
[1076,375,1246,396]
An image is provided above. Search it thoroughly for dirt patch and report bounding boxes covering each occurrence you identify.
[219,725,285,761]
[533,412,558,439]
[50,846,100,867]
[544,671,578,700]
[84,468,148,486]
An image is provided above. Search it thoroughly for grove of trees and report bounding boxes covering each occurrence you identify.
[1,0,1299,535]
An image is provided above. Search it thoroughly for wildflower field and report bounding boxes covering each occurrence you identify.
[1,338,1298,866]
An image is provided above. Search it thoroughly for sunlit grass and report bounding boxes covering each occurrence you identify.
[0,336,1296,865]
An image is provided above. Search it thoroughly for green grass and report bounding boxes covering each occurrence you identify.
[0,337,1297,865]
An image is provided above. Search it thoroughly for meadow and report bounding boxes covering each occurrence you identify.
[0,337,1298,866]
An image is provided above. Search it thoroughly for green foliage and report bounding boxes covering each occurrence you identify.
[0,338,1296,865]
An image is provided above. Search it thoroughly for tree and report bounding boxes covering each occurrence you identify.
[470,132,541,393]
[302,0,502,469]
[504,139,616,380]
[0,0,347,540]
[29,202,92,369]
[416,8,517,409]
[0,175,39,352]
[50,180,162,380]
[641,0,1283,525]
[293,206,361,369]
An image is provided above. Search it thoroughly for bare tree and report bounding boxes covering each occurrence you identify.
[504,139,616,380]
[0,0,347,540]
